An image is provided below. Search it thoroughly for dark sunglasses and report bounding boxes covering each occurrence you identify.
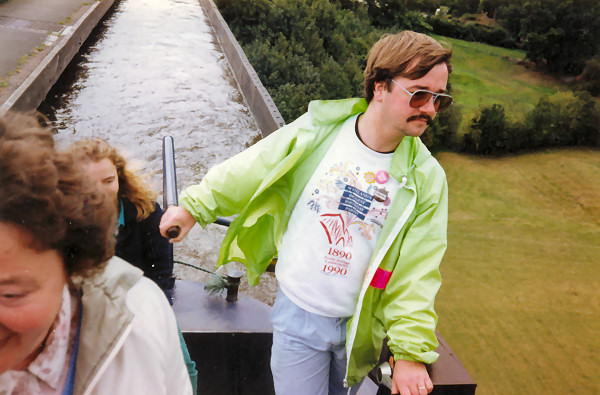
[391,79,453,113]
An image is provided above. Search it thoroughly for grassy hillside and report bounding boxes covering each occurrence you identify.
[433,35,567,132]
[435,149,600,394]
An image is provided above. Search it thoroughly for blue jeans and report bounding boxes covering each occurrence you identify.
[270,288,362,395]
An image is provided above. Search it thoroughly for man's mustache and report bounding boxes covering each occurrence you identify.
[407,115,433,125]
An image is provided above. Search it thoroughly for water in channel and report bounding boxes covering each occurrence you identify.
[40,0,277,304]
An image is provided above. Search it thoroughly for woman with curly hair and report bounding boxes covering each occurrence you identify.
[0,113,192,394]
[68,138,198,393]
[68,139,175,302]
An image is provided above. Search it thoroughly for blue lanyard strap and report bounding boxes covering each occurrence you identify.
[62,296,83,395]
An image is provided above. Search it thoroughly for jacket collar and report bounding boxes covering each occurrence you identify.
[390,137,428,188]
[120,198,139,225]
[72,257,143,394]
[308,98,367,126]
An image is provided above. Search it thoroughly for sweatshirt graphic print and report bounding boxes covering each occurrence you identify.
[276,115,403,317]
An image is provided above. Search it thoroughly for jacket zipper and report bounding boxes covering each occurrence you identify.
[82,322,134,395]
[344,176,416,388]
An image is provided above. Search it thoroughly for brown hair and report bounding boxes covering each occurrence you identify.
[0,112,116,277]
[69,139,157,221]
[363,31,453,103]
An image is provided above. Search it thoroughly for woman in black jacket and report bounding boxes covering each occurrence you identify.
[69,139,175,301]
[68,138,197,394]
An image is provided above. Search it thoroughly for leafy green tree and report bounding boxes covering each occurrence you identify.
[567,92,600,146]
[364,0,430,31]
[469,104,511,155]
[404,0,440,14]
[216,0,271,44]
[272,82,322,121]
[521,0,600,75]
[244,35,320,90]
[478,0,518,19]
[319,56,353,99]
[523,96,558,148]
[445,0,480,16]
[496,4,525,40]
[576,58,600,97]
[522,91,600,148]
[217,0,378,122]
[421,103,462,153]
[364,0,407,28]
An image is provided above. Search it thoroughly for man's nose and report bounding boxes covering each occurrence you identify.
[420,96,437,114]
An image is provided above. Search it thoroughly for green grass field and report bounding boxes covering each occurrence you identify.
[433,35,567,132]
[434,149,600,394]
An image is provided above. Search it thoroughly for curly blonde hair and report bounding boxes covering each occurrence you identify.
[69,139,157,221]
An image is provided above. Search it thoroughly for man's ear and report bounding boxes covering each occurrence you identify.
[373,80,387,102]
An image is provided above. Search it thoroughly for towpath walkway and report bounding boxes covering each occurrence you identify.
[0,0,114,115]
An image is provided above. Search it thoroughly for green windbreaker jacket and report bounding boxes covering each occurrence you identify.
[180,98,448,386]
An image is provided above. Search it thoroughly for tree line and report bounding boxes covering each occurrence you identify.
[403,0,600,78]
[215,0,599,155]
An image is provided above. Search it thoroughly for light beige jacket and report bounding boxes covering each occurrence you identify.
[73,257,192,395]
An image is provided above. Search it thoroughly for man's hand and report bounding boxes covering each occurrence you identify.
[390,358,433,395]
[159,206,196,242]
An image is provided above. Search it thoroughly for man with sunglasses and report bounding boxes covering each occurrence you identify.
[161,31,451,395]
